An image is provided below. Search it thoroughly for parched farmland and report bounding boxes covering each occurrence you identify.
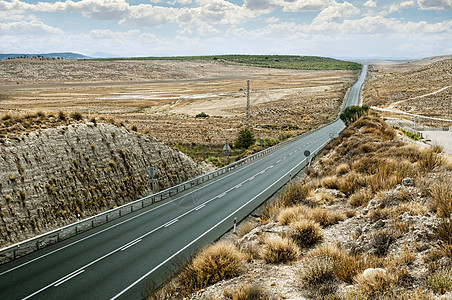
[0,57,358,155]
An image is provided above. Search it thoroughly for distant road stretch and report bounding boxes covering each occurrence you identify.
[0,66,368,300]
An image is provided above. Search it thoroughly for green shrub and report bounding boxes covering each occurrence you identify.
[195,112,209,118]
[235,128,255,149]
[340,105,370,125]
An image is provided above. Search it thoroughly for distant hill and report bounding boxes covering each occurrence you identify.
[92,55,362,70]
[0,52,91,60]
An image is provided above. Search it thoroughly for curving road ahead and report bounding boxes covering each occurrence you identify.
[0,66,367,300]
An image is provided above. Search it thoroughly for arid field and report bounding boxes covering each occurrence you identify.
[0,59,357,148]
[363,56,452,128]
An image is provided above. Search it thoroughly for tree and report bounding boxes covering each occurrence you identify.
[340,105,370,125]
[234,128,256,149]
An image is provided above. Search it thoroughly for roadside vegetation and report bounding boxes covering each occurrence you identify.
[87,55,361,70]
[147,115,452,299]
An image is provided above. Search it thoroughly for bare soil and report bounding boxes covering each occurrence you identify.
[0,59,357,146]
[363,56,452,128]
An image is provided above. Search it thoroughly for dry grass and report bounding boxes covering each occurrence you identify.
[306,243,377,284]
[299,255,335,286]
[429,178,452,218]
[223,283,270,300]
[278,182,315,207]
[261,236,300,264]
[176,241,246,296]
[236,221,258,238]
[321,176,339,189]
[276,204,344,227]
[349,188,372,207]
[276,205,306,225]
[352,269,398,299]
[427,269,452,294]
[288,219,323,248]
[307,207,345,227]
[335,163,350,175]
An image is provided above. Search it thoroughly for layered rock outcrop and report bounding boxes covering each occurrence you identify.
[0,122,207,247]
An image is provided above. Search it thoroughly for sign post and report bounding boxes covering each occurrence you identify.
[146,167,159,194]
[223,142,231,165]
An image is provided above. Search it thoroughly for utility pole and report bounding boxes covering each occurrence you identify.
[246,80,250,128]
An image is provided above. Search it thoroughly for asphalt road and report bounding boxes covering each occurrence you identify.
[0,66,368,300]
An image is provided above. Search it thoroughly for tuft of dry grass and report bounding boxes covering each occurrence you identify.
[299,255,335,286]
[276,204,344,227]
[278,182,315,207]
[353,268,397,298]
[236,221,258,238]
[369,229,395,257]
[418,147,444,172]
[427,269,452,295]
[429,178,452,218]
[306,243,377,284]
[321,176,339,189]
[288,219,323,248]
[307,207,345,227]
[349,188,372,207]
[223,283,269,300]
[335,163,350,175]
[177,241,246,296]
[261,236,300,264]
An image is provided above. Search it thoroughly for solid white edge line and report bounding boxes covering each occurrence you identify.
[110,139,332,300]
[1,151,269,277]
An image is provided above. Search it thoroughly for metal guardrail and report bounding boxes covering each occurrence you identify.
[0,66,365,264]
[0,117,338,264]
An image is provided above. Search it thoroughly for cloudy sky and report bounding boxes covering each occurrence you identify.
[0,0,451,58]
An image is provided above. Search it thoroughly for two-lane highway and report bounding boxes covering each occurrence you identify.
[0,65,367,300]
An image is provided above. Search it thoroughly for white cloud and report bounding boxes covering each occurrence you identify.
[266,16,280,23]
[418,0,452,10]
[168,0,192,5]
[244,0,277,11]
[364,0,377,8]
[313,2,360,23]
[120,4,178,27]
[0,20,63,35]
[197,23,220,35]
[400,1,416,8]
[278,0,328,12]
[42,0,130,20]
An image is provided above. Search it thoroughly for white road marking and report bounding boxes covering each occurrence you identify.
[19,129,330,300]
[195,204,205,211]
[164,219,178,227]
[110,143,321,300]
[53,270,85,287]
[1,148,268,277]
[120,239,142,251]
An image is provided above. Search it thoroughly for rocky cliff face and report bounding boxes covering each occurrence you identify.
[0,122,207,247]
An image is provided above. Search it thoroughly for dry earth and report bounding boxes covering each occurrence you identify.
[0,59,357,146]
[362,56,452,128]
[151,116,452,300]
